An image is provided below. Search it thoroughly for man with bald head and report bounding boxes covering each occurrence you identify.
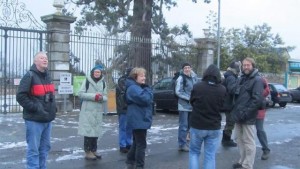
[17,52,57,169]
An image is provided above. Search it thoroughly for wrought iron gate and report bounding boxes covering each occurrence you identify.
[0,0,48,113]
[0,27,49,113]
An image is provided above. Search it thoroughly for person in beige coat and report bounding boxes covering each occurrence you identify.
[78,65,107,160]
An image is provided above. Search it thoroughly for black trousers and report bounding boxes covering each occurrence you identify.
[126,129,147,168]
[84,136,98,152]
[223,111,235,140]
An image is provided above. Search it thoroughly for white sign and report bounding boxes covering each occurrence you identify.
[14,79,21,85]
[58,85,73,94]
[60,73,72,85]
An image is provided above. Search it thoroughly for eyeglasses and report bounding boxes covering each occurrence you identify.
[243,64,252,68]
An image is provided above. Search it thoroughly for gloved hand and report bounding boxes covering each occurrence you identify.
[95,93,102,101]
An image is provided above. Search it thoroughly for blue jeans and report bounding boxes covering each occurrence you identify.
[119,114,132,148]
[189,128,221,169]
[25,120,52,169]
[256,118,270,152]
[178,111,190,147]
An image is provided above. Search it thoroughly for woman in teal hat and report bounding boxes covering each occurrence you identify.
[78,65,107,160]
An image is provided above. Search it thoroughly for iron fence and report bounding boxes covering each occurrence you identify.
[0,27,198,113]
[0,26,49,113]
[70,31,198,88]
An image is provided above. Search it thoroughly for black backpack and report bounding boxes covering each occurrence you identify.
[172,72,187,99]
[116,75,128,111]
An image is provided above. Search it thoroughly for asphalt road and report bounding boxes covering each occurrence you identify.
[0,103,300,169]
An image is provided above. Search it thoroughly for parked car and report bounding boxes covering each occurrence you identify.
[289,87,300,102]
[268,83,292,107]
[152,77,178,112]
[152,77,202,112]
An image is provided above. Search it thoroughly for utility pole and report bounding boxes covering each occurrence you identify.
[217,0,221,68]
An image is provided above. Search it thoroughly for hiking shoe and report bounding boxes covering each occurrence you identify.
[120,147,129,153]
[232,163,242,169]
[92,151,102,159]
[261,150,270,160]
[85,151,97,160]
[178,145,189,152]
[222,139,237,147]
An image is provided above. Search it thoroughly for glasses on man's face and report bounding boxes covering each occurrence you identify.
[243,64,252,68]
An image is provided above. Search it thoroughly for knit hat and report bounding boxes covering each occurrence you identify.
[228,61,241,74]
[125,67,133,76]
[182,62,191,69]
[91,64,104,72]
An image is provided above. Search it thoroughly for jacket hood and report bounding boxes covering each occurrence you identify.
[125,77,139,89]
[86,73,104,85]
[224,69,237,79]
[202,64,222,84]
[242,68,259,78]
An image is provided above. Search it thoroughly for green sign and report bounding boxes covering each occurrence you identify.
[289,62,300,71]
[73,76,86,96]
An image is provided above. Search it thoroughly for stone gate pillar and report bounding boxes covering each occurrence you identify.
[194,30,217,76]
[41,14,76,112]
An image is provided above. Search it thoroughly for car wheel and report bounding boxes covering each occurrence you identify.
[279,102,287,107]
[290,95,294,102]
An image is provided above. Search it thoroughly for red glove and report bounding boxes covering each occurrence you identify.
[95,94,102,101]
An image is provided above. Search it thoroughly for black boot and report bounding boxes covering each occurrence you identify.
[261,150,270,160]
[222,132,237,147]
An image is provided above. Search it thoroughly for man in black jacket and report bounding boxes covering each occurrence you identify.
[16,52,57,169]
[231,57,264,169]
[221,61,241,147]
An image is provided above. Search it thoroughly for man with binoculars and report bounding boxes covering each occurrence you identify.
[17,52,57,169]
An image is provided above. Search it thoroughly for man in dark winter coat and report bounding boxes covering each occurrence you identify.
[16,52,57,169]
[221,61,241,147]
[231,57,264,169]
[116,68,133,153]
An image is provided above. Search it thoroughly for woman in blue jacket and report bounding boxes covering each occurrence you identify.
[125,67,153,169]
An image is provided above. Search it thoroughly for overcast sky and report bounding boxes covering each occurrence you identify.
[19,0,300,59]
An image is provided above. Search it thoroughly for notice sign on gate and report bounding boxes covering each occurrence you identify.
[60,73,72,85]
[58,85,73,94]
[58,73,73,94]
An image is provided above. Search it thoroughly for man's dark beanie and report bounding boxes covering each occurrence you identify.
[229,62,237,69]
[229,61,240,73]
[182,62,191,69]
[125,67,133,76]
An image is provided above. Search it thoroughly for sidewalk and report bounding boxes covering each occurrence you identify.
[0,110,299,169]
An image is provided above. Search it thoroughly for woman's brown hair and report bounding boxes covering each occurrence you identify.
[129,67,146,80]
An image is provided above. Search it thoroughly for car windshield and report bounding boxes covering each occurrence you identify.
[274,84,288,92]
[153,78,172,90]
